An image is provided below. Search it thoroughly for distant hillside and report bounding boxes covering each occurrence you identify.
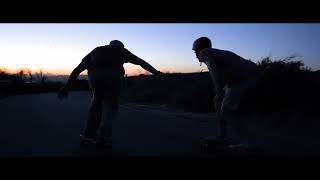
[122,72,215,112]
[121,58,320,113]
[1,57,320,114]
[46,75,88,83]
[0,72,90,96]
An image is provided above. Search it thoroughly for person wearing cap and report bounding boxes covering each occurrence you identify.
[58,40,162,147]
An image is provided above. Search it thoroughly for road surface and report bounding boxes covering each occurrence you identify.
[0,91,319,157]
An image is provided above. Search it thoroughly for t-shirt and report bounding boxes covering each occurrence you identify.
[82,45,132,76]
[201,48,260,86]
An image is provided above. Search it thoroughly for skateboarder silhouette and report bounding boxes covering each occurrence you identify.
[58,40,162,147]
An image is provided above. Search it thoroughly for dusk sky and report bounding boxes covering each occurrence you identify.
[1,23,320,76]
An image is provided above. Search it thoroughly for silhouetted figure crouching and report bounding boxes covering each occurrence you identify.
[192,37,262,149]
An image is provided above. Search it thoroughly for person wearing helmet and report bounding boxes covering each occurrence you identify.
[192,37,261,146]
[58,40,162,147]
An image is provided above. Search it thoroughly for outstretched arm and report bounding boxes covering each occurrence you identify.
[127,52,161,75]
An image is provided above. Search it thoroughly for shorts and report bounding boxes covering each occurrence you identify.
[221,77,260,115]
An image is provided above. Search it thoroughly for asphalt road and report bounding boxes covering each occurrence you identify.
[0,91,216,157]
[1,91,319,157]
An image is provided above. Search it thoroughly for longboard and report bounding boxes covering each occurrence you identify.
[201,137,264,156]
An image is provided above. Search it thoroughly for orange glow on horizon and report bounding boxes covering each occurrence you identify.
[1,65,205,77]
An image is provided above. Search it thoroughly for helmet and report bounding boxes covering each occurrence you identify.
[192,37,212,51]
[109,40,124,48]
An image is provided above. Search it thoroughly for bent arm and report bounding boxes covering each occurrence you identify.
[200,50,224,96]
[63,62,87,90]
[63,53,91,91]
[210,61,224,96]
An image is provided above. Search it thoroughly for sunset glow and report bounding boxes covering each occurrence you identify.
[1,23,320,77]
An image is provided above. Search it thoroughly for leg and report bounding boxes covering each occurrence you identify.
[98,80,121,139]
[97,104,117,147]
[222,110,251,145]
[84,85,104,139]
[220,85,251,145]
[216,110,228,141]
[100,106,118,138]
